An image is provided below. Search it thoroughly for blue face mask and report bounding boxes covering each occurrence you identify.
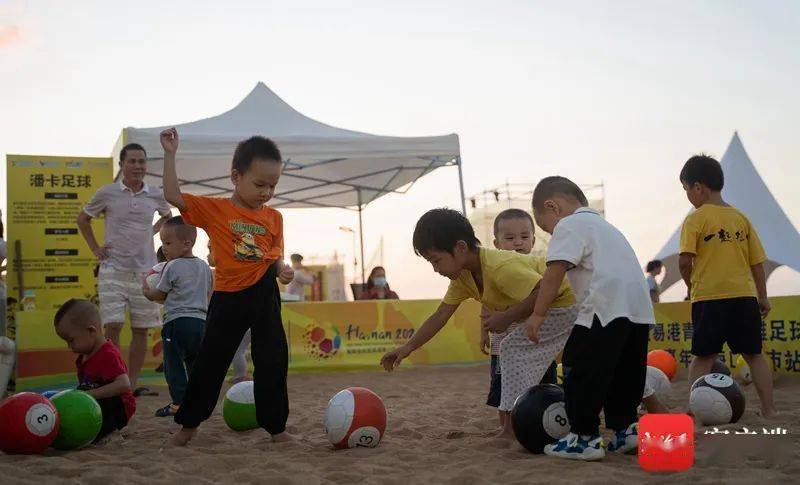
[373,276,388,287]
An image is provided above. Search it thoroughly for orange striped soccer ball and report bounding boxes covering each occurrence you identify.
[647,350,677,381]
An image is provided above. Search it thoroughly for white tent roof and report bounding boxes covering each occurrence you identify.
[655,132,800,291]
[116,82,461,209]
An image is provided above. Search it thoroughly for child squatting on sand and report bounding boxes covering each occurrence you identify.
[54,299,137,442]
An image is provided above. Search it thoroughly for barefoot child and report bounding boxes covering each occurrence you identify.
[678,154,776,417]
[159,127,295,445]
[522,176,653,461]
[143,216,213,418]
[482,209,559,428]
[380,208,576,440]
[54,299,136,442]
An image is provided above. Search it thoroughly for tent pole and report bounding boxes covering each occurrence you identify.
[456,156,467,215]
[357,189,366,286]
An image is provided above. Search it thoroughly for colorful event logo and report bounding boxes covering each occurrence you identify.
[304,324,342,359]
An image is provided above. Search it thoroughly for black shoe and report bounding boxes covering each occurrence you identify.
[155,362,165,373]
[155,403,179,417]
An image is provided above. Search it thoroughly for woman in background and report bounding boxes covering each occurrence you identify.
[363,266,399,300]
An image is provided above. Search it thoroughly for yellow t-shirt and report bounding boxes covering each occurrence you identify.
[442,248,575,311]
[679,204,766,302]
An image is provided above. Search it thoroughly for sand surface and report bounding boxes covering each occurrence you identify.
[2,365,798,484]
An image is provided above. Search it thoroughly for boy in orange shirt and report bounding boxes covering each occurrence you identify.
[159,128,295,445]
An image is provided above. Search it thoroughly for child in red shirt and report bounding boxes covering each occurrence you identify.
[54,299,136,441]
[160,127,295,446]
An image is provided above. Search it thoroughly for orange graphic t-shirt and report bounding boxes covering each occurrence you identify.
[180,193,284,292]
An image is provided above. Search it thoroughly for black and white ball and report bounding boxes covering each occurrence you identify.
[711,357,731,376]
[689,373,745,426]
[511,384,569,454]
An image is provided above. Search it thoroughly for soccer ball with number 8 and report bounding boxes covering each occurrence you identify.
[0,392,60,454]
[511,384,570,454]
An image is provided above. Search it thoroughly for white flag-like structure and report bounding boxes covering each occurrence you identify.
[114,82,462,209]
[113,82,463,284]
[655,132,800,292]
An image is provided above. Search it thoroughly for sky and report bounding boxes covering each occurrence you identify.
[2,0,799,300]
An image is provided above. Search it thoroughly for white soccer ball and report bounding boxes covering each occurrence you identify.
[689,374,745,425]
[644,366,671,399]
[324,391,353,445]
[145,262,166,289]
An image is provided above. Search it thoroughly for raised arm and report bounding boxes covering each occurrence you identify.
[380,302,458,371]
[160,127,185,211]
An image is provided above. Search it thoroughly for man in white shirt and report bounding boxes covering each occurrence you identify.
[526,176,653,461]
[285,253,314,301]
[77,143,172,394]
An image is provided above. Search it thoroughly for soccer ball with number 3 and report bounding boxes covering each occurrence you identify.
[0,392,60,454]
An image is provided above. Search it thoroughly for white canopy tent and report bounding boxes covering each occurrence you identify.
[654,132,800,293]
[115,82,463,283]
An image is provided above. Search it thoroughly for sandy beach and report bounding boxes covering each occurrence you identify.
[1,365,797,484]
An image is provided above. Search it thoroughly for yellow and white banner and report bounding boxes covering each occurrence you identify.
[650,296,800,375]
[6,154,112,311]
[12,292,800,390]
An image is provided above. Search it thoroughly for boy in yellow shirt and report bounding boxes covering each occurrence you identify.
[678,155,776,417]
[380,208,576,440]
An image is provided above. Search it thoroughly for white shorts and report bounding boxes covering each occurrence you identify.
[98,266,162,329]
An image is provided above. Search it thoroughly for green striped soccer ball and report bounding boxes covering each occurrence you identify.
[223,381,258,431]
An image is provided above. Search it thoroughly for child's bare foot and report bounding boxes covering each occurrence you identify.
[760,407,779,419]
[270,431,297,442]
[495,428,515,440]
[169,427,197,446]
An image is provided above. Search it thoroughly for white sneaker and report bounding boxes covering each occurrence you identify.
[544,432,605,461]
[607,422,639,455]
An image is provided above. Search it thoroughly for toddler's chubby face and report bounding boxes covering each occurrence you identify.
[159,225,183,261]
[494,217,535,254]
[232,159,282,209]
[55,321,99,355]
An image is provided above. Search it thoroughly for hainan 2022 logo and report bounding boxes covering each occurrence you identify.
[304,324,341,359]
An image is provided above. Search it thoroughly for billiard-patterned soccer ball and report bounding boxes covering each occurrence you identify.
[0,392,60,454]
[689,373,745,426]
[324,387,387,449]
[511,384,570,454]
